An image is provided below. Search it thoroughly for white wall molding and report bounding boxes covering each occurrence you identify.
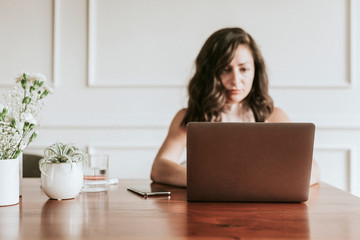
[314,146,354,193]
[23,145,48,157]
[88,144,158,153]
[87,0,356,89]
[42,113,171,129]
[349,0,358,89]
[87,0,96,88]
[292,114,360,130]
[52,0,60,88]
[270,0,355,89]
[39,112,360,130]
[0,0,59,88]
[26,143,159,155]
[86,0,185,88]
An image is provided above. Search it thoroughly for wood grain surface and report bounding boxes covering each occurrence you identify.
[0,179,360,239]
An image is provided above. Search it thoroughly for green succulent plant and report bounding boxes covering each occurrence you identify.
[39,142,88,174]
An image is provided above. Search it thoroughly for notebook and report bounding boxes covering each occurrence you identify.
[186,122,315,202]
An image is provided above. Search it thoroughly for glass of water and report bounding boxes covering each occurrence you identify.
[82,154,109,192]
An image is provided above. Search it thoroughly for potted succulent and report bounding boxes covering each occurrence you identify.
[0,72,51,206]
[39,142,88,200]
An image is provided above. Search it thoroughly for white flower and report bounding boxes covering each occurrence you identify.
[43,85,54,94]
[15,73,25,83]
[21,112,37,125]
[1,72,52,159]
[27,73,47,83]
[3,110,15,123]
[15,72,47,84]
[19,143,27,151]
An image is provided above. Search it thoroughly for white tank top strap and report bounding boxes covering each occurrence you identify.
[179,148,187,166]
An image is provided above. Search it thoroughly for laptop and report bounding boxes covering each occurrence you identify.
[186,122,315,202]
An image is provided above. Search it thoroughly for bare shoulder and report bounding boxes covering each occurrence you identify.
[266,107,291,122]
[170,108,187,127]
[173,108,187,122]
[168,108,187,136]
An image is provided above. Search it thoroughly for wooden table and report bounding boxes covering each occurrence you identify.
[1,179,360,239]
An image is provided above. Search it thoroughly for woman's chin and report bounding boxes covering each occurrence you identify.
[227,96,245,104]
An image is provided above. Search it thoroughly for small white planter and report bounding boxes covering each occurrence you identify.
[19,154,23,196]
[41,162,83,200]
[0,158,19,206]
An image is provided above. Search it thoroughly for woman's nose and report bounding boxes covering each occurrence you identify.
[229,70,243,88]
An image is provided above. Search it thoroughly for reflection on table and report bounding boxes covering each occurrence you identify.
[0,179,360,239]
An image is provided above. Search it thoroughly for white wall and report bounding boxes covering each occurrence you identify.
[1,0,359,195]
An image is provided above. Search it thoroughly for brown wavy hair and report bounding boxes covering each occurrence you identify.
[181,27,273,125]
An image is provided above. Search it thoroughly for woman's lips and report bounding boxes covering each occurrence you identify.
[228,89,243,95]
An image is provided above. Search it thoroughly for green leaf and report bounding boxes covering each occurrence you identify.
[40,90,49,99]
[10,119,16,128]
[21,79,27,89]
[23,121,30,131]
[13,150,22,159]
[22,97,31,104]
[2,108,8,115]
[39,142,87,174]
[0,108,8,121]
[28,131,38,143]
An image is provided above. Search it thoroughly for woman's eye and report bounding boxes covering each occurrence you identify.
[240,68,249,72]
[222,68,231,73]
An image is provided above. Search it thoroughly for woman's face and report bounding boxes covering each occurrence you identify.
[220,44,255,104]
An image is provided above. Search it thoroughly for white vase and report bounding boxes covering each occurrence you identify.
[19,153,23,196]
[41,162,83,200]
[0,158,20,206]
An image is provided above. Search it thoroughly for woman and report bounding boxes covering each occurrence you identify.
[150,27,320,187]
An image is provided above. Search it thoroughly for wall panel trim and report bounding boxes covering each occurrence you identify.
[314,146,353,192]
[52,0,60,88]
[41,112,360,130]
[0,0,59,88]
[88,144,158,153]
[87,0,356,89]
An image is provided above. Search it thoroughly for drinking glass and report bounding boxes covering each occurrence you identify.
[82,154,109,192]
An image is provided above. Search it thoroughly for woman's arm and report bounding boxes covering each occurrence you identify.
[309,160,320,186]
[267,107,320,186]
[150,109,187,187]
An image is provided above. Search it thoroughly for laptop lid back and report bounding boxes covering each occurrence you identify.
[186,122,315,202]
